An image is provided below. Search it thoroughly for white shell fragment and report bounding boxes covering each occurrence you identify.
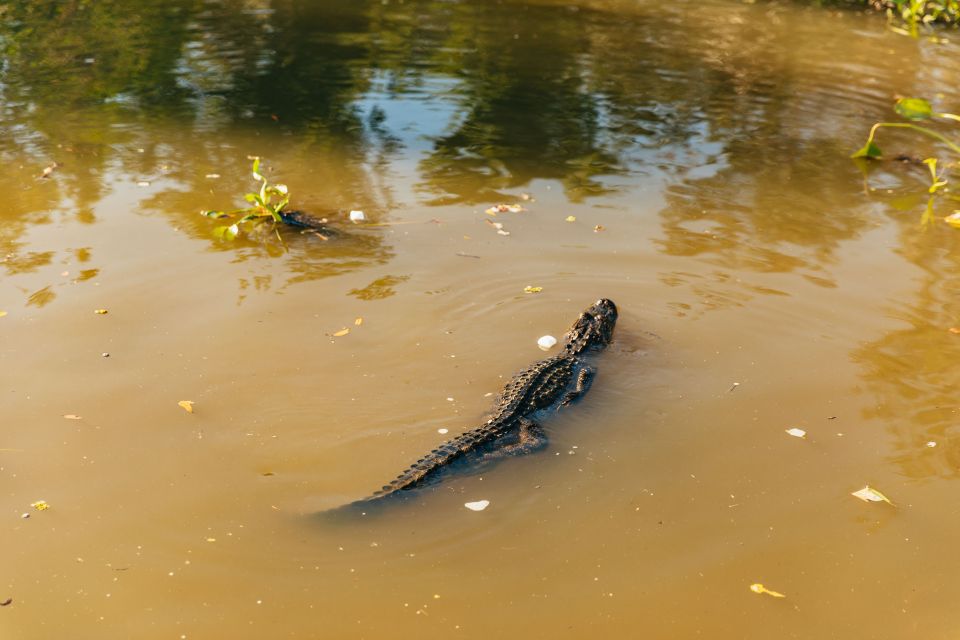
[464,500,490,512]
[537,335,558,351]
[785,428,806,439]
[349,210,365,222]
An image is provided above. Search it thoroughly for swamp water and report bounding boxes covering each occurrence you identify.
[2,0,960,638]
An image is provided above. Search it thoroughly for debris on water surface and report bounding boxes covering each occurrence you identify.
[30,500,50,511]
[926,441,937,448]
[949,327,960,334]
[0,311,7,318]
[63,414,82,420]
[0,598,11,606]
[39,162,59,179]
[136,181,151,187]
[178,400,195,414]
[484,204,525,215]
[484,219,511,236]
[728,382,740,392]
[94,309,108,315]
[205,173,221,179]
[438,428,449,434]
[354,317,363,326]
[593,224,605,232]
[523,286,543,294]
[785,428,806,439]
[464,500,490,512]
[945,212,960,228]
[102,352,110,358]
[332,328,350,337]
[565,215,576,222]
[537,335,558,351]
[349,210,366,223]
[851,486,893,505]
[749,583,786,598]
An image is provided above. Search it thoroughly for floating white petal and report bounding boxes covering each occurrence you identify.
[537,335,558,351]
[464,500,490,511]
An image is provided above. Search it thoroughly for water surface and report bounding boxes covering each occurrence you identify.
[3,1,960,638]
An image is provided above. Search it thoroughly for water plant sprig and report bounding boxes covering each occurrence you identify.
[852,98,960,160]
[202,157,290,240]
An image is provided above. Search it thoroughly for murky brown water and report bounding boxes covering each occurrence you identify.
[3,0,960,638]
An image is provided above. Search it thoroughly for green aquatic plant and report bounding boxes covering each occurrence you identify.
[852,98,960,161]
[202,157,290,240]
[884,0,960,33]
[855,98,960,229]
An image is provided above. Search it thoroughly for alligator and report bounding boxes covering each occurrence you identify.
[345,298,618,510]
[279,210,339,239]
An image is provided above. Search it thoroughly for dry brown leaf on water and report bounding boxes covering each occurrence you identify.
[523,286,543,294]
[354,317,363,326]
[332,328,350,337]
[749,583,786,598]
[63,414,82,420]
[178,400,195,414]
[851,485,893,505]
[94,309,108,315]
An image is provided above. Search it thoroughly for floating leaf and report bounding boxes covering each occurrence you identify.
[464,500,490,511]
[178,400,195,414]
[894,97,934,121]
[785,428,807,439]
[851,140,882,159]
[63,414,82,420]
[31,500,50,511]
[332,328,350,337]
[749,583,785,598]
[851,485,893,505]
[94,309,108,315]
[523,286,543,294]
[565,215,576,222]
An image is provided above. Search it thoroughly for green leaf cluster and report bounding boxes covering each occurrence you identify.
[202,157,290,240]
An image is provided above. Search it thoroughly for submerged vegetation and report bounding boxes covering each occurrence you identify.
[202,158,290,240]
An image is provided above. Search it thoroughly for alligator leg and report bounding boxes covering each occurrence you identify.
[560,366,595,406]
[485,418,548,459]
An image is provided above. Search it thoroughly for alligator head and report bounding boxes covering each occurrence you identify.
[561,298,618,354]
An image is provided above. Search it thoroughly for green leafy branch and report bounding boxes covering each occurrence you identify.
[202,157,290,240]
